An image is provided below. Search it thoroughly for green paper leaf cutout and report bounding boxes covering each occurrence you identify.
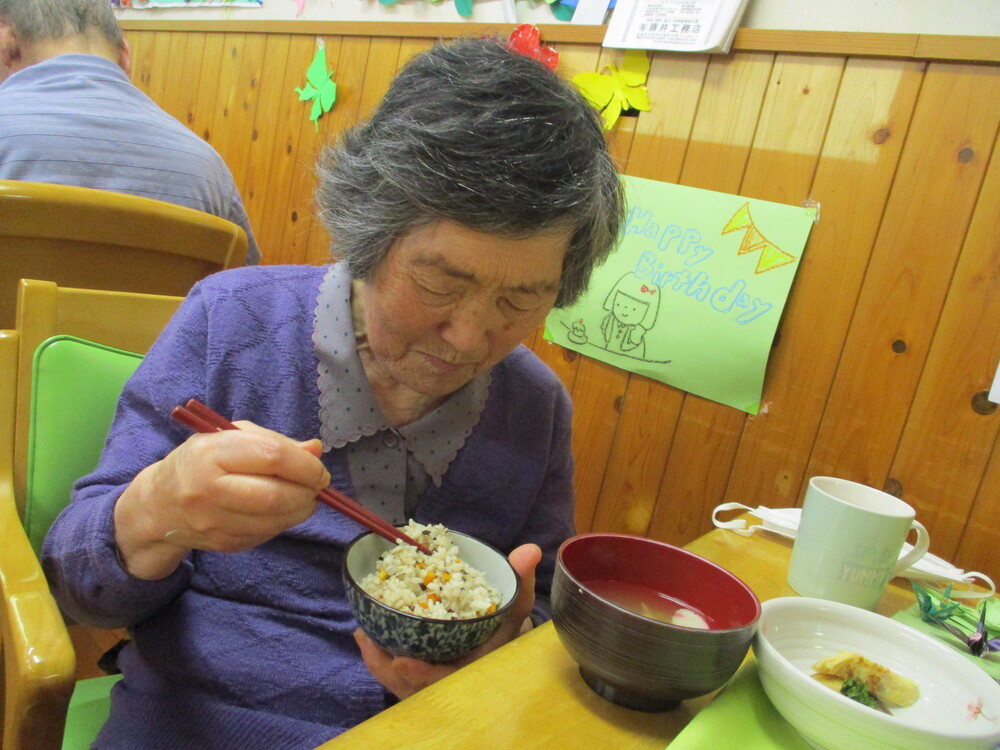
[454,0,473,16]
[295,45,337,131]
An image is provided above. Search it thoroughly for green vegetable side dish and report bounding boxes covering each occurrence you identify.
[840,677,891,714]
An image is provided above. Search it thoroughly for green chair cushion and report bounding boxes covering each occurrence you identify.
[24,335,140,748]
[61,674,123,750]
[25,335,142,559]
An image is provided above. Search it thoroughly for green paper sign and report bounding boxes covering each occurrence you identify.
[544,176,816,414]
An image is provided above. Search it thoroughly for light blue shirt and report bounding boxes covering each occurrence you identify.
[0,54,260,264]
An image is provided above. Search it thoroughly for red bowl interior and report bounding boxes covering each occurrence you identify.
[559,533,760,629]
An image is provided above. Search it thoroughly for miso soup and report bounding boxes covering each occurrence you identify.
[584,579,712,629]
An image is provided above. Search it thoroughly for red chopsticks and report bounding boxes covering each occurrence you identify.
[170,398,433,555]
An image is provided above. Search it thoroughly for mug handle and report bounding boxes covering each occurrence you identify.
[893,520,930,575]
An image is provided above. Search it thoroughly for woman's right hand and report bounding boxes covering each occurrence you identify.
[113,421,331,580]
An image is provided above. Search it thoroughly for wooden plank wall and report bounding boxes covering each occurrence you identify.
[122,26,1000,585]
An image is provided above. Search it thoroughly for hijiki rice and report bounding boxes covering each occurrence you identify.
[360,521,502,619]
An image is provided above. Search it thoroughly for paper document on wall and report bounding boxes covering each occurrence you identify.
[544,176,816,414]
[603,0,750,53]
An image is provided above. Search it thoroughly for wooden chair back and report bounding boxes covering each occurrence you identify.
[0,179,244,328]
[0,280,182,750]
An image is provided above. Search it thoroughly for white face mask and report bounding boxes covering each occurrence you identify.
[711,502,995,599]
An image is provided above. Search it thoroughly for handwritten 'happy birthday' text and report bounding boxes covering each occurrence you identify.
[634,252,772,325]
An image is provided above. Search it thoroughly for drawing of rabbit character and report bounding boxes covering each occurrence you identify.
[601,273,661,357]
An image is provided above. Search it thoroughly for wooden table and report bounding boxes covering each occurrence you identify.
[320,523,917,749]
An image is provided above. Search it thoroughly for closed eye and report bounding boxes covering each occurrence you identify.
[502,294,547,315]
[414,279,461,303]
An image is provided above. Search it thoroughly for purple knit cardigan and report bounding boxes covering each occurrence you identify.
[42,265,576,749]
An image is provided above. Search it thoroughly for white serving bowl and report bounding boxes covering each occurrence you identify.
[753,596,1000,750]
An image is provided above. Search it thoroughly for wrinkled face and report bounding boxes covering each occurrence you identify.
[612,291,648,325]
[360,220,571,399]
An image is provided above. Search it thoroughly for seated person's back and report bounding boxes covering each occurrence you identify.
[0,0,260,264]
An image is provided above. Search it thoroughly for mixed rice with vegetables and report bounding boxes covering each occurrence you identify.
[360,521,501,619]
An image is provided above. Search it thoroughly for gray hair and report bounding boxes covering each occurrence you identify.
[0,0,123,48]
[315,37,625,308]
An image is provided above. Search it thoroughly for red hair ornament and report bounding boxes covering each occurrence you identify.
[507,24,559,71]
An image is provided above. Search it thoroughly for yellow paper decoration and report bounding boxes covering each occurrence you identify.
[572,49,651,130]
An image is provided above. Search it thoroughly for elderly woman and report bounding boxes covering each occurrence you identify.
[43,37,624,749]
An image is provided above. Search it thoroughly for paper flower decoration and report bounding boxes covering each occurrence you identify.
[572,49,651,130]
[296,44,337,131]
[507,24,559,71]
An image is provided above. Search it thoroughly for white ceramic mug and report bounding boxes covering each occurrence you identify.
[787,477,930,610]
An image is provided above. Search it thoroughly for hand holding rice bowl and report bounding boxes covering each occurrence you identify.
[343,522,520,663]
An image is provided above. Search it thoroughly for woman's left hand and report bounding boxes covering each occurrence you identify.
[353,542,542,699]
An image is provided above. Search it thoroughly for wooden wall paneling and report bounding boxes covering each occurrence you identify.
[727,58,924,510]
[276,36,345,266]
[588,369,684,535]
[200,33,245,157]
[126,30,160,94]
[114,22,1000,65]
[569,358,632,531]
[154,31,198,123]
[238,32,292,261]
[646,54,842,545]
[622,52,709,180]
[187,33,226,143]
[806,62,1000,491]
[740,55,845,202]
[958,430,1000,581]
[356,37,403,120]
[889,126,1000,572]
[138,30,174,109]
[303,36,375,265]
[159,32,208,129]
[208,33,267,192]
[587,52,712,536]
[680,52,775,192]
[249,34,319,263]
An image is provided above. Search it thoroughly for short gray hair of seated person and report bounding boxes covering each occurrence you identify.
[0,0,124,48]
[315,36,626,309]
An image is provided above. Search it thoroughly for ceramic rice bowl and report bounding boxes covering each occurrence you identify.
[753,596,1000,750]
[551,533,761,711]
[343,528,520,663]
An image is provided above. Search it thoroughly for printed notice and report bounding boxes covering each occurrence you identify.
[603,0,750,53]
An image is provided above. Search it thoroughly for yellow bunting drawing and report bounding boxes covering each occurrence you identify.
[296,43,337,131]
[722,202,798,274]
[572,49,651,130]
